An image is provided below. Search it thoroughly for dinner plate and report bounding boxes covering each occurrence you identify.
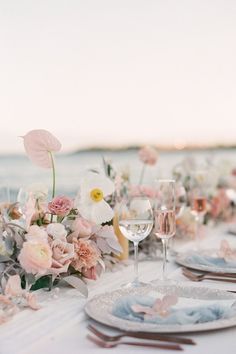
[175,251,236,274]
[85,283,236,333]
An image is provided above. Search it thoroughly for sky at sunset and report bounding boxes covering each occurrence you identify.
[0,0,236,153]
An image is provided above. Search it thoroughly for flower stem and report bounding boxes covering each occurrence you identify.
[49,151,56,223]
[139,164,146,185]
[49,151,56,199]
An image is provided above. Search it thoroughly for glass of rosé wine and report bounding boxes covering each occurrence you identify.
[154,179,176,281]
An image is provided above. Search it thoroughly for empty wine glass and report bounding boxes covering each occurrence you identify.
[118,196,153,287]
[190,171,208,249]
[154,179,176,281]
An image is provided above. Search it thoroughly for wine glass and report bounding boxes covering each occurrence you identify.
[190,171,208,249]
[169,181,186,254]
[118,196,153,287]
[154,179,176,281]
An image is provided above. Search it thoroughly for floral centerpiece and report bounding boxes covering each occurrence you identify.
[0,130,122,323]
[173,157,236,239]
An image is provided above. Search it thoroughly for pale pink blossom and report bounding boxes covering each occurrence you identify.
[130,185,157,199]
[18,241,52,275]
[4,275,41,311]
[5,275,24,297]
[48,196,73,217]
[47,223,67,240]
[132,295,178,318]
[218,240,236,261]
[70,217,93,238]
[49,239,74,275]
[138,146,158,166]
[0,294,18,324]
[25,225,48,242]
[210,189,231,219]
[22,129,61,169]
[71,239,100,272]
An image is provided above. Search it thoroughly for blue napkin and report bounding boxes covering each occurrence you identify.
[112,295,236,325]
[185,254,236,269]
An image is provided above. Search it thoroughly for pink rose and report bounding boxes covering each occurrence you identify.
[48,196,73,217]
[18,241,52,275]
[49,239,74,275]
[71,217,93,238]
[138,146,158,166]
[82,266,97,280]
[71,239,100,272]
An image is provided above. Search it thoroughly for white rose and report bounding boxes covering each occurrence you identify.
[47,223,67,240]
[25,225,48,243]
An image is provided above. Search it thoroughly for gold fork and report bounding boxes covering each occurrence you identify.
[87,324,195,345]
[87,334,183,350]
[182,267,236,283]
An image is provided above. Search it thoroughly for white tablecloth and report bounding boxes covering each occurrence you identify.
[1,224,236,354]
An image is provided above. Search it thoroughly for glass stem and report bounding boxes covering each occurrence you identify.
[195,214,201,250]
[133,241,139,284]
[162,238,168,280]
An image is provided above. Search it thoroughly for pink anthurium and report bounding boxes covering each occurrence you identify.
[22,129,61,169]
[22,130,62,201]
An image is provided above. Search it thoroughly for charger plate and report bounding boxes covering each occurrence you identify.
[176,251,236,274]
[85,283,236,333]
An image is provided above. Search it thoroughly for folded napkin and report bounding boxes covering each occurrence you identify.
[112,295,236,325]
[185,254,236,269]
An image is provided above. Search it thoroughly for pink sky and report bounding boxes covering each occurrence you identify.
[0,1,236,153]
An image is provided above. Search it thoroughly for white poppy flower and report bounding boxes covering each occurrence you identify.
[76,173,115,224]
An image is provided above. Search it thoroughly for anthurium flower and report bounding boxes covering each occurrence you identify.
[22,129,61,168]
[76,173,115,224]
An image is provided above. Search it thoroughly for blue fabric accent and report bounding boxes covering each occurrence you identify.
[185,254,236,268]
[112,295,235,325]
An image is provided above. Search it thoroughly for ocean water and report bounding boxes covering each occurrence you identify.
[0,148,236,201]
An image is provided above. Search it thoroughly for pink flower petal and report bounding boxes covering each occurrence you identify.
[25,293,41,310]
[22,129,62,168]
[131,304,154,315]
[5,275,24,297]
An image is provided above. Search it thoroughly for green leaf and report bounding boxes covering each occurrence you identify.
[30,275,52,291]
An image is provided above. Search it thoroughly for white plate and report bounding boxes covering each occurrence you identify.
[85,283,236,333]
[176,251,236,274]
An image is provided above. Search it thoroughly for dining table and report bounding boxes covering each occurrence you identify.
[1,223,236,354]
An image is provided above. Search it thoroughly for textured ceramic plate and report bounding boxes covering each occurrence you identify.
[176,251,236,274]
[85,283,236,333]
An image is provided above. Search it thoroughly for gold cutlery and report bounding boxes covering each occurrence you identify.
[87,324,195,345]
[87,334,183,350]
[182,267,236,283]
